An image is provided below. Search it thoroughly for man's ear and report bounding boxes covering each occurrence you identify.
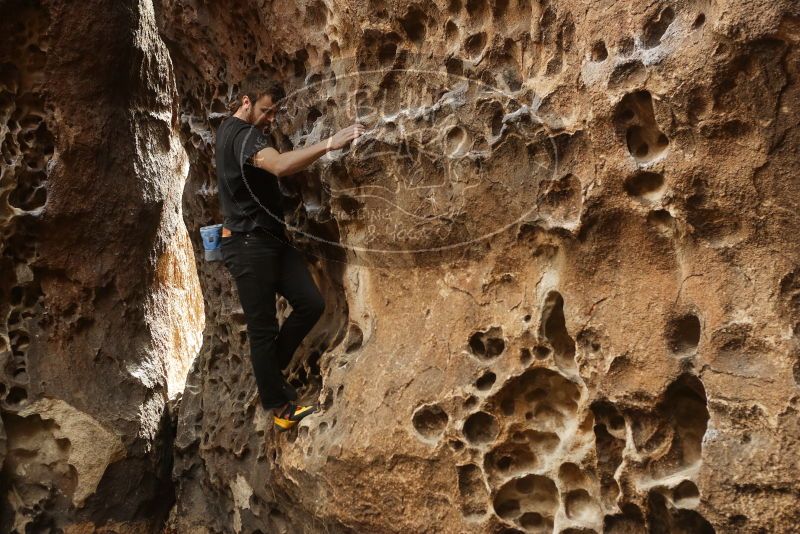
[240,95,251,111]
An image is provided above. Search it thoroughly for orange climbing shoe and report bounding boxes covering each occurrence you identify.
[273,402,317,432]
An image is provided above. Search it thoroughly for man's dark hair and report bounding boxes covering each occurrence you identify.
[231,74,285,112]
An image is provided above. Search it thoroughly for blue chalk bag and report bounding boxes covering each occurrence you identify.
[199,224,223,262]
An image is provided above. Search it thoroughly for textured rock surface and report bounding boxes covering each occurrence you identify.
[158,0,800,533]
[0,0,202,531]
[0,0,799,532]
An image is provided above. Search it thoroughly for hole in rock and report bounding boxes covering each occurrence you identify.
[519,512,544,528]
[400,8,427,43]
[577,328,603,353]
[629,374,709,483]
[344,323,363,353]
[620,108,635,122]
[673,479,700,506]
[648,209,675,233]
[729,515,748,527]
[593,421,623,508]
[378,42,397,64]
[493,474,558,528]
[466,0,488,19]
[476,371,497,391]
[516,477,536,493]
[500,397,515,415]
[485,437,557,479]
[306,107,322,127]
[540,292,576,371]
[445,20,459,42]
[520,348,532,365]
[464,32,487,57]
[6,386,27,405]
[558,463,586,488]
[693,13,706,28]
[659,375,709,470]
[412,404,449,439]
[463,411,498,444]
[647,490,714,533]
[591,40,608,61]
[643,7,675,48]
[493,0,509,19]
[615,91,669,163]
[468,326,505,359]
[565,489,601,522]
[490,106,504,136]
[10,286,23,305]
[624,171,664,199]
[446,56,463,76]
[445,126,469,156]
[495,498,521,519]
[666,313,701,355]
[593,400,625,438]
[450,439,465,451]
[605,503,646,532]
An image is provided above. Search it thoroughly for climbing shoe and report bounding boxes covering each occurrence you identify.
[273,402,317,432]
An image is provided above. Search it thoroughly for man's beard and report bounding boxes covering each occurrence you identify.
[246,107,258,124]
[248,109,270,130]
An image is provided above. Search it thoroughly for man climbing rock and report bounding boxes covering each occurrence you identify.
[216,73,365,432]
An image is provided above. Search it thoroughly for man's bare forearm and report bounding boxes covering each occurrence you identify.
[275,138,332,177]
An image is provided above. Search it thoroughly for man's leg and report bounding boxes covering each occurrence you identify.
[275,245,326,372]
[222,235,288,410]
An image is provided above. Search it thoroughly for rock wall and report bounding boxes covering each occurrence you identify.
[0,0,202,531]
[0,0,798,532]
[158,0,800,533]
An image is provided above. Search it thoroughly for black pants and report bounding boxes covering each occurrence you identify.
[221,228,325,410]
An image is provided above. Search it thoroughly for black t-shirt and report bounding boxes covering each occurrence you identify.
[215,116,286,236]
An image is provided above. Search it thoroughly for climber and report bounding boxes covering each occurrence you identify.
[215,73,365,432]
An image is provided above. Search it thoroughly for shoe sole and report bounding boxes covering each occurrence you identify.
[273,406,317,432]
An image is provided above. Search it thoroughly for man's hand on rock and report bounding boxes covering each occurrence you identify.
[327,123,366,151]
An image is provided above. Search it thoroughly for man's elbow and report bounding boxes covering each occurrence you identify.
[273,163,290,177]
[253,149,287,177]
[272,153,293,177]
[254,160,285,177]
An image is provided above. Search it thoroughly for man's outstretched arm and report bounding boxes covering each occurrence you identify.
[252,123,365,177]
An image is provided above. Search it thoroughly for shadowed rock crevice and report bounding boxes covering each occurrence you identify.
[665,313,701,356]
[540,291,577,372]
[1,0,193,530]
[4,0,797,531]
[615,91,669,164]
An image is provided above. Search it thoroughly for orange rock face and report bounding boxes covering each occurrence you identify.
[1,0,799,532]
